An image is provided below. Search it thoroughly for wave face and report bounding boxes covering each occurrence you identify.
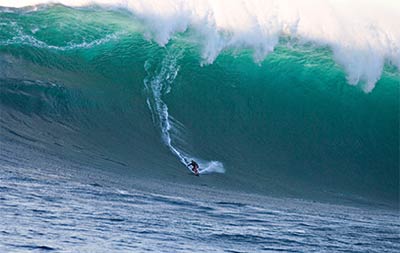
[0,3,399,204]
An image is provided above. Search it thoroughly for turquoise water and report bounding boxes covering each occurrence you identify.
[0,4,399,252]
[1,5,398,203]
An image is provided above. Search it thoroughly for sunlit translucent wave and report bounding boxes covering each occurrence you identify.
[1,0,399,92]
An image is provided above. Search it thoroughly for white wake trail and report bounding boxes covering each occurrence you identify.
[143,49,225,175]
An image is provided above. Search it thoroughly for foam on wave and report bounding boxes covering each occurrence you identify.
[1,0,399,91]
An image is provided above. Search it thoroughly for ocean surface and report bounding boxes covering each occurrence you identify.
[1,159,399,253]
[0,1,399,252]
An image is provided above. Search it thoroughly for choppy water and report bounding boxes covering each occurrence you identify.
[1,162,399,253]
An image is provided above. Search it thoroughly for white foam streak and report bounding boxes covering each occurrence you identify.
[144,50,225,175]
[1,0,399,91]
[0,32,122,51]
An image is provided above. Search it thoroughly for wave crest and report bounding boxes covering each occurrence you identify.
[1,0,399,91]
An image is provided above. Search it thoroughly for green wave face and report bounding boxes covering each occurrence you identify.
[0,5,399,204]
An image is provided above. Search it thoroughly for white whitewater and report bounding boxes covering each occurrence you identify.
[1,0,399,92]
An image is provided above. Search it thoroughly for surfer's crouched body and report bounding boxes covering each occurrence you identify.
[188,160,199,175]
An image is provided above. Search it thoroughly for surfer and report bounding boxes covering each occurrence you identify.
[187,160,199,176]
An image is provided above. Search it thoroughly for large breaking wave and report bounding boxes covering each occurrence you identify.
[0,1,399,205]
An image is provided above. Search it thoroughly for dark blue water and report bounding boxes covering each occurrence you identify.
[1,157,399,252]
